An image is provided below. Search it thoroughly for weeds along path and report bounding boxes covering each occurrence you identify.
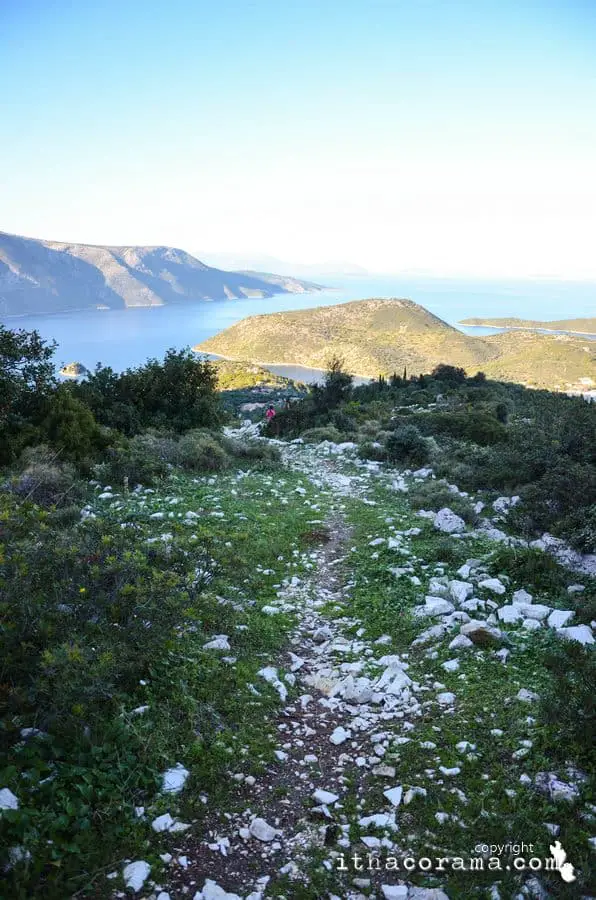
[146,438,593,899]
[163,444,445,899]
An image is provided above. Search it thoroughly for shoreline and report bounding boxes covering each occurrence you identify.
[459,322,596,337]
[195,351,372,382]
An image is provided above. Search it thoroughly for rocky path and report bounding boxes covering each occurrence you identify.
[159,449,438,900]
[151,437,594,900]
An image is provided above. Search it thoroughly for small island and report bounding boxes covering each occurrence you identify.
[459,316,596,335]
[59,361,89,378]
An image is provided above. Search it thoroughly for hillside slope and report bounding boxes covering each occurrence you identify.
[0,231,323,315]
[197,297,497,376]
[461,315,596,334]
[196,297,596,388]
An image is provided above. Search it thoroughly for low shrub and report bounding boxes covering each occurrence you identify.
[358,441,387,462]
[385,424,430,466]
[178,430,231,471]
[488,546,568,594]
[93,432,176,487]
[301,426,344,444]
[540,636,596,766]
[8,446,84,508]
[221,437,281,468]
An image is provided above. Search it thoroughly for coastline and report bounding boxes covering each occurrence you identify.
[195,351,372,382]
[459,323,596,337]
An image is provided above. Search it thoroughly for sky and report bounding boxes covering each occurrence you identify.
[2,0,596,278]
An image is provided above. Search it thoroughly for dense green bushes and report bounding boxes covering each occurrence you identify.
[269,357,596,551]
[73,349,222,434]
[0,496,208,736]
[385,424,431,466]
[540,636,596,766]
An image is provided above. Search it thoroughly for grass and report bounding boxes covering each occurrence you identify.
[298,473,596,898]
[0,466,331,898]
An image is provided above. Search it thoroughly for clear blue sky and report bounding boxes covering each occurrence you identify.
[2,0,596,276]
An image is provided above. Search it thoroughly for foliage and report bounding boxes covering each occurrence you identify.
[178,430,230,471]
[74,349,222,435]
[0,326,57,464]
[540,637,596,766]
[8,446,85,508]
[310,355,353,411]
[385,424,430,466]
[93,432,178,487]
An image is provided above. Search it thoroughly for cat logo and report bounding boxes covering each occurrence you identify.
[549,840,576,883]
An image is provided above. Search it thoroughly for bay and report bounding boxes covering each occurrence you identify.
[1,274,594,377]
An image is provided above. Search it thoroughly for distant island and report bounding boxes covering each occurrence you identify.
[0,230,325,317]
[196,297,596,392]
[460,316,596,335]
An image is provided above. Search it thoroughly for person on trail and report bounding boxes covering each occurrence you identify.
[265,404,276,423]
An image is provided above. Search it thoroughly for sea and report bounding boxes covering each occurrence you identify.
[2,275,594,384]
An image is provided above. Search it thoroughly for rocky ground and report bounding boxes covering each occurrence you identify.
[95,432,594,900]
[10,433,591,899]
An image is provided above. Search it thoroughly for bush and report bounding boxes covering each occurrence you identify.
[0,326,57,465]
[511,460,596,539]
[0,497,208,733]
[178,430,230,471]
[38,386,107,464]
[418,410,508,446]
[540,637,596,766]
[221,437,281,468]
[74,349,222,435]
[8,446,84,508]
[488,546,568,594]
[93,433,176,488]
[358,441,387,462]
[301,426,343,444]
[385,425,430,466]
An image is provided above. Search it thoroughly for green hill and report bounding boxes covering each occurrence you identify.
[196,298,596,390]
[461,315,596,334]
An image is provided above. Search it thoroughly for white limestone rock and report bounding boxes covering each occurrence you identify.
[122,860,151,892]
[556,625,594,645]
[249,817,279,842]
[478,578,506,595]
[0,788,19,810]
[434,508,466,534]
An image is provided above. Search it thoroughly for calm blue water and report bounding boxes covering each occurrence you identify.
[1,275,594,377]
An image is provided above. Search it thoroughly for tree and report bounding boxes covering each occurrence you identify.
[0,326,57,464]
[312,355,353,411]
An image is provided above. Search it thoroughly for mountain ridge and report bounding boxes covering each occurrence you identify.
[0,231,324,316]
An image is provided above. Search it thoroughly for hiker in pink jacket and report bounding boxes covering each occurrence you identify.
[265,404,276,422]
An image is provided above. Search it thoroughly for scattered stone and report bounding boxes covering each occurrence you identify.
[0,788,19,810]
[460,620,503,646]
[383,786,403,807]
[203,635,231,651]
[122,860,151,892]
[517,689,539,703]
[556,625,594,645]
[249,817,279,842]
[434,508,466,534]
[161,763,190,794]
[313,789,339,805]
[547,609,574,628]
[330,726,350,745]
[478,578,506,595]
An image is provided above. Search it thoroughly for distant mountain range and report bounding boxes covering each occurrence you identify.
[199,251,368,278]
[196,298,596,391]
[0,231,324,316]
